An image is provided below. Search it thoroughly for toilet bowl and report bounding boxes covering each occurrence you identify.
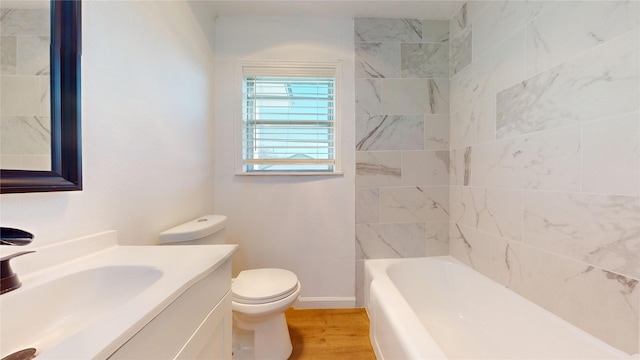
[158,215,300,360]
[232,268,301,359]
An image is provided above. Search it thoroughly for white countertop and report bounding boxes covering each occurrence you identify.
[0,231,237,359]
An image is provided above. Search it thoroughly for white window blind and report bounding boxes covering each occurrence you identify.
[241,64,338,173]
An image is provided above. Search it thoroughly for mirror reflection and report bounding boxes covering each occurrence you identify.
[0,1,51,171]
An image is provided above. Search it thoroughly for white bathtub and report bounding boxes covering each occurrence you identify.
[364,256,633,360]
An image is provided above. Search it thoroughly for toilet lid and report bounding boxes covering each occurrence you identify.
[232,268,298,304]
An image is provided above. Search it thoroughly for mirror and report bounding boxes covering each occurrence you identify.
[0,0,82,193]
[1,1,51,171]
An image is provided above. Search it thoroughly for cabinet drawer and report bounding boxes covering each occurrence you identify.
[109,260,231,359]
[175,293,232,360]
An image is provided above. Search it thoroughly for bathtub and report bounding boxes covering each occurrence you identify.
[364,256,633,360]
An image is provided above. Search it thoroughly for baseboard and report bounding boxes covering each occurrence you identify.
[293,296,356,309]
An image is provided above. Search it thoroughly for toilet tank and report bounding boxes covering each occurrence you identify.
[158,215,227,245]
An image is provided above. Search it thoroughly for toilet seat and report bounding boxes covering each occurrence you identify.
[232,268,299,305]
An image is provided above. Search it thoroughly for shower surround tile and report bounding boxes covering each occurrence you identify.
[426,221,449,256]
[2,7,53,168]
[0,9,50,36]
[401,151,449,186]
[582,113,640,196]
[356,188,380,224]
[422,20,449,43]
[355,18,422,42]
[381,78,449,115]
[491,240,639,355]
[354,16,451,306]
[525,1,640,76]
[464,1,492,25]
[449,3,468,40]
[380,186,449,223]
[469,125,581,191]
[450,30,525,111]
[450,186,523,242]
[356,223,426,260]
[355,42,400,78]
[450,95,496,148]
[524,191,640,280]
[472,1,554,59]
[356,115,424,151]
[425,114,450,150]
[1,76,41,116]
[355,79,381,115]
[449,223,492,278]
[17,36,50,75]
[0,116,50,154]
[401,42,449,78]
[40,76,50,117]
[497,29,639,139]
[449,147,471,186]
[19,155,50,171]
[448,1,640,355]
[449,2,473,75]
[450,26,472,75]
[0,155,21,169]
[355,151,401,188]
[1,36,17,75]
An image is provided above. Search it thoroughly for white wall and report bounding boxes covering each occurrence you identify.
[213,16,356,306]
[0,1,216,246]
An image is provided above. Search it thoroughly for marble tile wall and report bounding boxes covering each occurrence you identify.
[449,1,640,354]
[0,8,51,170]
[354,18,450,305]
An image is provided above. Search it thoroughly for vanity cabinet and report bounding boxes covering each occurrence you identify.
[108,260,232,360]
[175,293,231,359]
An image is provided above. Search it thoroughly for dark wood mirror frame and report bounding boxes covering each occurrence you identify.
[1,0,82,194]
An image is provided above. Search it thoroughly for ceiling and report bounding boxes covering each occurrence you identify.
[201,0,464,19]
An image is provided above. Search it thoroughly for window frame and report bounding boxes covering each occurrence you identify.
[235,60,343,176]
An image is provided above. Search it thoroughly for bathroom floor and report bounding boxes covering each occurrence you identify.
[286,308,376,359]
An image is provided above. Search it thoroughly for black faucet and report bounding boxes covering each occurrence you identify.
[1,227,35,295]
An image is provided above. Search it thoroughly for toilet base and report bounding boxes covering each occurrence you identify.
[232,324,254,360]
[233,311,292,360]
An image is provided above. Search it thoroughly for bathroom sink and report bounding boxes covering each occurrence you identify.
[0,230,237,359]
[0,266,162,357]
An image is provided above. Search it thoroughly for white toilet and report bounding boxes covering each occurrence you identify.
[158,215,301,360]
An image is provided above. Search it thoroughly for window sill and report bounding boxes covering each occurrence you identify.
[235,171,344,176]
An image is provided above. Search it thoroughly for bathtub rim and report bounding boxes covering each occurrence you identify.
[365,256,453,360]
[364,255,635,360]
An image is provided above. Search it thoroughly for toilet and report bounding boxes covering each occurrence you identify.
[158,215,300,360]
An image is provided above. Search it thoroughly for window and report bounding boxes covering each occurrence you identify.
[239,61,341,174]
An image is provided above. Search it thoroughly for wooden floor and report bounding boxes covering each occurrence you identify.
[285,308,376,360]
